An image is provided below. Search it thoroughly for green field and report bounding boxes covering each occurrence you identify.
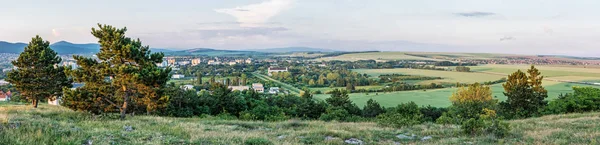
[354,68,504,84]
[471,64,600,78]
[315,82,600,108]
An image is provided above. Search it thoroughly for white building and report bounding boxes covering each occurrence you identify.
[177,61,190,66]
[252,83,264,93]
[0,80,9,86]
[48,97,60,105]
[172,74,185,79]
[181,85,194,91]
[268,87,280,94]
[228,62,238,65]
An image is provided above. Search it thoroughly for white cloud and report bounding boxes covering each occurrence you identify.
[215,0,294,27]
[52,29,60,37]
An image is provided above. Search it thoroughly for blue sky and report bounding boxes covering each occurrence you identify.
[1,0,599,56]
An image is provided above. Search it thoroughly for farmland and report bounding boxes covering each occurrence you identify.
[470,64,600,78]
[354,68,504,84]
[315,82,600,108]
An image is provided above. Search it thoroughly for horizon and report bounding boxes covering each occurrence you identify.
[2,0,600,57]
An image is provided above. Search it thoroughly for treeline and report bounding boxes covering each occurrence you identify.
[378,74,442,83]
[270,67,377,88]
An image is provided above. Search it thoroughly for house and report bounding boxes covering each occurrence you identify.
[181,85,194,91]
[191,58,201,66]
[0,90,10,101]
[208,60,221,65]
[228,62,237,65]
[245,58,253,64]
[172,74,185,79]
[252,83,264,93]
[0,80,9,86]
[268,87,280,94]
[48,97,60,105]
[228,86,249,92]
[267,67,288,76]
[167,58,176,66]
[177,61,190,66]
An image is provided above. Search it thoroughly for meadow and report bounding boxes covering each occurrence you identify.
[2,103,600,144]
[354,68,504,84]
[470,64,600,78]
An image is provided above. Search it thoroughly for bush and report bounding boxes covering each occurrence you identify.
[420,105,447,122]
[319,107,351,121]
[376,102,423,128]
[461,118,484,135]
[543,87,600,115]
[362,99,385,118]
[239,103,288,121]
[244,137,273,145]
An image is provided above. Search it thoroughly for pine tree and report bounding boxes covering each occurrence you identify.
[6,36,72,108]
[62,24,171,119]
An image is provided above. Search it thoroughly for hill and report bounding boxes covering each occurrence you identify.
[250,47,339,53]
[1,102,599,144]
[0,41,173,54]
[0,41,27,53]
[166,48,267,56]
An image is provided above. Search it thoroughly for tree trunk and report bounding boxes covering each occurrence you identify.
[33,99,38,108]
[120,96,128,120]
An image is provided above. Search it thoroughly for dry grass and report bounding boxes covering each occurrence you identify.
[2,102,600,144]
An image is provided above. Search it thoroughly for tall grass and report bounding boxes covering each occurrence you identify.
[1,103,600,144]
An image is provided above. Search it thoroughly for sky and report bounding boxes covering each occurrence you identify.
[1,0,599,56]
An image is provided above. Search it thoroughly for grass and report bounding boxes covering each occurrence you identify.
[354,68,504,84]
[3,102,600,144]
[315,82,600,108]
[471,64,600,78]
[315,52,445,61]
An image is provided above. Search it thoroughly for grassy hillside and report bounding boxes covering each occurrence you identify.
[1,103,600,144]
[315,52,446,61]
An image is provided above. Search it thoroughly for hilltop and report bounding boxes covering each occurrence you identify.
[1,102,599,144]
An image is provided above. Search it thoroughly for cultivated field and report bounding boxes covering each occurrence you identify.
[471,64,600,78]
[354,68,504,84]
[2,103,600,144]
[315,52,445,61]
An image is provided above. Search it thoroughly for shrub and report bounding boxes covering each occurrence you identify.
[376,102,423,128]
[543,87,600,115]
[462,118,484,135]
[319,107,351,121]
[420,105,447,122]
[362,99,386,118]
[240,103,288,121]
[244,138,273,145]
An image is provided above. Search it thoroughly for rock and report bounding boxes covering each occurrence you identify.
[344,138,363,144]
[421,136,432,141]
[83,139,93,145]
[277,135,286,140]
[396,134,414,140]
[123,125,133,132]
[324,136,338,141]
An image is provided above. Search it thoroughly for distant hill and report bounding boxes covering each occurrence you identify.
[166,48,267,56]
[0,41,27,53]
[250,47,339,53]
[50,41,100,54]
[0,41,175,54]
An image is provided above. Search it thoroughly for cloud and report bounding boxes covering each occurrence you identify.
[52,29,60,36]
[191,27,289,39]
[455,12,496,17]
[500,36,516,41]
[215,0,294,27]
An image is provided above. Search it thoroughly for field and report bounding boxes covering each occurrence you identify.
[354,68,504,84]
[315,52,445,61]
[2,103,600,144]
[471,64,600,79]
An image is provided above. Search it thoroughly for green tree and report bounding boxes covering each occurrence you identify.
[362,99,385,118]
[499,65,548,119]
[241,74,248,85]
[6,36,72,108]
[195,72,202,86]
[63,24,171,119]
